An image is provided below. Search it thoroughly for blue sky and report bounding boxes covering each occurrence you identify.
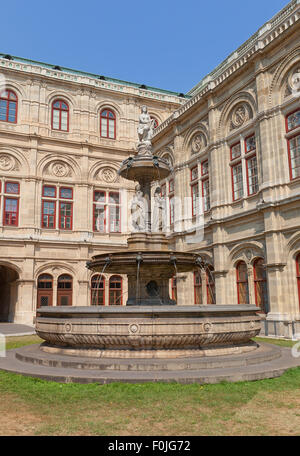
[1,0,289,93]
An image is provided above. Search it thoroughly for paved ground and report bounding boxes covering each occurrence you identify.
[0,323,35,337]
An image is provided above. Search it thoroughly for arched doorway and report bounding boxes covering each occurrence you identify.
[0,265,19,321]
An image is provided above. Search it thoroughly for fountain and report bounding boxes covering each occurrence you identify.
[35,106,262,360]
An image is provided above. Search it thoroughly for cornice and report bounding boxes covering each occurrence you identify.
[153,0,300,138]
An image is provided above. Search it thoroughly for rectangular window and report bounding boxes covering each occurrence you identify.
[246,155,258,195]
[202,178,210,212]
[232,162,243,201]
[287,110,300,132]
[245,135,256,153]
[43,185,56,198]
[169,179,174,193]
[231,143,241,160]
[288,134,300,180]
[42,200,56,228]
[3,197,18,226]
[5,181,19,194]
[59,202,72,230]
[161,184,166,197]
[191,183,199,216]
[169,195,174,225]
[191,166,198,181]
[59,187,73,199]
[201,160,209,176]
[109,192,120,232]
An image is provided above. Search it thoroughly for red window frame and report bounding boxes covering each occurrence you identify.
[59,187,73,200]
[286,110,300,181]
[206,268,215,304]
[59,201,73,230]
[246,154,258,196]
[150,116,159,129]
[51,99,69,132]
[41,200,56,229]
[287,132,300,181]
[109,275,122,305]
[42,185,56,198]
[171,277,177,302]
[0,89,18,123]
[100,109,116,139]
[202,178,210,212]
[5,181,20,194]
[190,166,198,182]
[93,190,106,233]
[296,254,300,310]
[91,275,105,306]
[236,261,249,304]
[191,183,199,217]
[253,258,268,313]
[194,271,202,304]
[231,161,243,201]
[230,142,241,161]
[201,160,209,176]
[286,109,300,133]
[108,191,121,233]
[3,197,19,226]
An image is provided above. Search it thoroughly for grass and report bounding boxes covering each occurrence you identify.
[0,335,299,436]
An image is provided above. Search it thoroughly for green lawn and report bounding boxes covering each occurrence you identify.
[0,335,299,436]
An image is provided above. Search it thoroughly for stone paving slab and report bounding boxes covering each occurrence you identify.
[0,343,299,384]
[0,323,35,336]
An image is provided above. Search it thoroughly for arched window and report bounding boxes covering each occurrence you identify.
[91,275,105,306]
[236,261,249,304]
[109,275,122,305]
[52,100,69,131]
[150,116,159,129]
[57,274,73,306]
[296,254,300,310]
[253,258,268,313]
[206,267,215,304]
[194,271,202,304]
[100,109,116,139]
[286,109,300,180]
[171,277,177,302]
[0,90,17,123]
[37,274,53,308]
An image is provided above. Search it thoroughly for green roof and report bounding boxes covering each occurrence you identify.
[0,52,189,99]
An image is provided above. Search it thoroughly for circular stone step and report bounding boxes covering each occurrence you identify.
[0,342,299,384]
[14,342,281,372]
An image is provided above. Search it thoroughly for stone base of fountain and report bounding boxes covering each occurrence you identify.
[35,305,261,359]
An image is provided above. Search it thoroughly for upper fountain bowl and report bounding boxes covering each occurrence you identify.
[119,155,171,183]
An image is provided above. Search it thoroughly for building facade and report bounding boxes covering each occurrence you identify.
[0,0,299,338]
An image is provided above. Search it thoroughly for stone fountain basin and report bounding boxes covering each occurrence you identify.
[35,305,261,358]
[88,251,197,275]
[119,156,171,182]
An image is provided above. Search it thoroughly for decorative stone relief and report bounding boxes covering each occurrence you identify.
[51,162,71,177]
[45,161,72,178]
[287,67,300,97]
[98,167,118,183]
[229,103,252,131]
[0,154,18,171]
[191,133,207,154]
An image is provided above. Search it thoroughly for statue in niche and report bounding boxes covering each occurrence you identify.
[137,106,155,146]
[131,184,148,232]
[152,186,166,233]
